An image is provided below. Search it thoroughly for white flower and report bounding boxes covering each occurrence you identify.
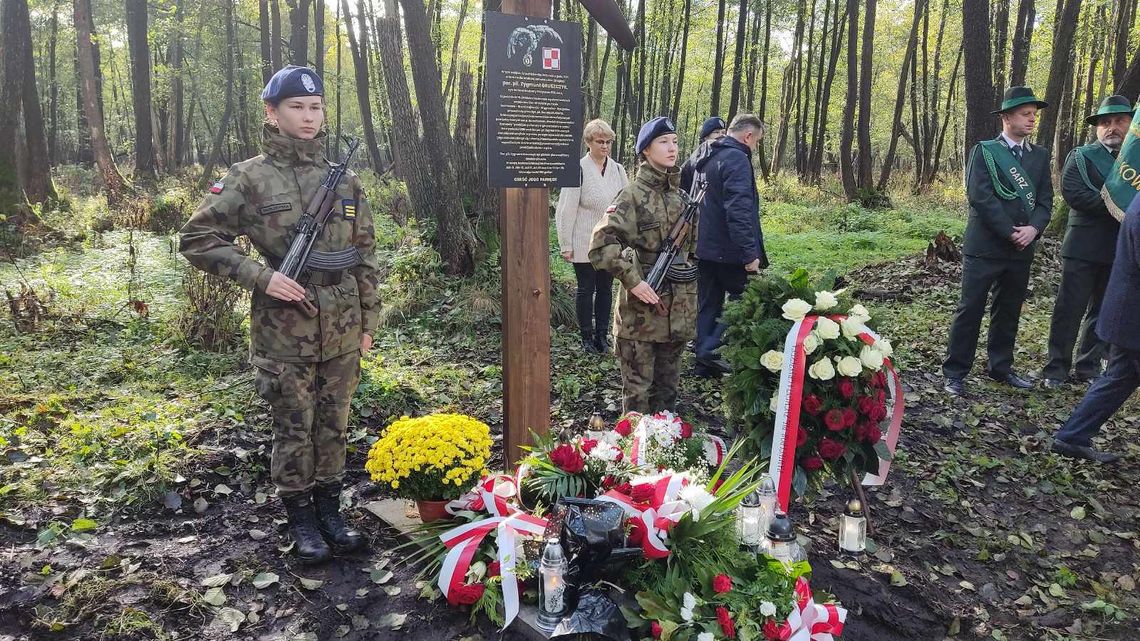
[769,392,779,412]
[814,317,840,340]
[697,634,715,641]
[680,485,716,522]
[808,357,835,381]
[860,344,885,371]
[835,355,863,377]
[680,592,697,621]
[814,290,838,310]
[760,350,784,373]
[588,442,623,462]
[781,298,812,321]
[467,561,487,582]
[841,317,865,339]
[874,338,894,358]
[803,332,820,355]
[759,601,777,617]
[849,304,871,322]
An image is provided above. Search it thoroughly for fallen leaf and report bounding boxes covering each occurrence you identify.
[371,569,394,585]
[377,612,407,630]
[214,607,245,632]
[252,572,280,589]
[201,573,233,588]
[1070,506,1086,520]
[248,529,268,541]
[202,587,226,606]
[890,571,908,587]
[384,586,401,596]
[298,577,324,590]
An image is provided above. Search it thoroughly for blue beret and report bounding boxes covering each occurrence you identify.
[261,65,324,104]
[699,116,726,140]
[635,116,677,155]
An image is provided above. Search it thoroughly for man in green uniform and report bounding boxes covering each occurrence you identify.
[590,116,697,413]
[943,86,1054,396]
[1041,95,1133,388]
[180,66,379,563]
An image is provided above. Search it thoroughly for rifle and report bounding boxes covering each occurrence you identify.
[644,181,706,316]
[277,136,363,317]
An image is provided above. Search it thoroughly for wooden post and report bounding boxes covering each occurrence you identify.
[499,0,553,467]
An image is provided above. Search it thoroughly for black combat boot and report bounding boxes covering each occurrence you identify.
[594,328,612,353]
[313,482,365,553]
[282,494,332,564]
[581,329,601,353]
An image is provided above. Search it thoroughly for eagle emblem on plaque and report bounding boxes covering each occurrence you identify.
[507,24,564,67]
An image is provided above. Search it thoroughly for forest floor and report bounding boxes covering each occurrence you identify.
[0,188,1137,641]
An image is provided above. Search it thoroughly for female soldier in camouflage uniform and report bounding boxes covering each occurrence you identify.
[589,117,698,413]
[179,66,379,563]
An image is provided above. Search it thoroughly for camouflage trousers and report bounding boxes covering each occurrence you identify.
[252,351,362,497]
[615,338,686,414]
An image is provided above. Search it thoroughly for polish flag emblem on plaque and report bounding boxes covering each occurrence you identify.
[542,47,560,70]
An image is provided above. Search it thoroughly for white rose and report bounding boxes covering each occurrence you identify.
[760,350,784,372]
[835,355,863,377]
[680,592,697,621]
[769,392,779,412]
[759,601,778,617]
[803,332,820,354]
[467,561,487,582]
[849,304,871,322]
[698,634,715,641]
[874,338,894,358]
[860,345,885,371]
[815,317,840,340]
[814,290,838,310]
[781,298,812,321]
[841,317,865,339]
[808,357,835,381]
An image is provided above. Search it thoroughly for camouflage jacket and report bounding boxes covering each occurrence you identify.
[589,163,697,343]
[179,126,380,364]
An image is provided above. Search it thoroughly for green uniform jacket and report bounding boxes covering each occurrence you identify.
[179,126,381,364]
[962,136,1054,261]
[1060,143,1120,265]
[588,163,697,343]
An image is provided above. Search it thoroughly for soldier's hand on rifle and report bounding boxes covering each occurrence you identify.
[744,258,761,273]
[265,271,307,301]
[630,281,661,305]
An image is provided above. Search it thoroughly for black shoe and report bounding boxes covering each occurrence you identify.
[313,482,365,553]
[1051,439,1121,463]
[943,378,965,396]
[594,331,611,354]
[580,333,601,353]
[1042,378,1066,389]
[991,372,1033,389]
[1072,373,1101,385]
[282,494,332,563]
[695,357,731,375]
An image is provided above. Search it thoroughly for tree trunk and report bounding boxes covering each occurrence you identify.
[14,0,55,205]
[757,0,772,180]
[838,0,858,199]
[1009,0,1034,86]
[259,0,273,83]
[441,0,471,114]
[710,0,727,115]
[168,0,186,167]
[125,0,155,179]
[375,0,430,208]
[729,0,749,117]
[877,0,924,190]
[1,0,35,226]
[1036,0,1083,152]
[1114,0,1137,86]
[314,0,324,78]
[48,0,60,165]
[811,0,845,180]
[962,0,995,159]
[396,0,475,274]
[74,0,132,205]
[855,0,875,189]
[342,0,383,170]
[199,0,235,191]
[288,0,312,65]
[791,0,809,177]
[991,0,1009,107]
[270,0,283,70]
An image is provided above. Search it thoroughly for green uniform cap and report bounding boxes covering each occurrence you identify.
[992,86,1048,114]
[1085,94,1134,126]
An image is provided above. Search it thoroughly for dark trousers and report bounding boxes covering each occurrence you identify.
[573,262,614,337]
[1054,344,1139,446]
[943,255,1032,379]
[1042,258,1111,380]
[695,260,749,361]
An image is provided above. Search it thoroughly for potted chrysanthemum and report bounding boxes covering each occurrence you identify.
[364,413,492,522]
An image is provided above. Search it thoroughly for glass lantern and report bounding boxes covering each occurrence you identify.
[838,498,867,554]
[537,538,569,632]
[589,412,606,432]
[766,512,807,565]
[757,475,777,541]
[736,489,762,550]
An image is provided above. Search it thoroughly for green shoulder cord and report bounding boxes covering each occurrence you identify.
[979,144,1020,201]
[1073,148,1100,193]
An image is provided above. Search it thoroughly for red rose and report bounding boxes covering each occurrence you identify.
[614,450,624,463]
[763,618,792,641]
[866,424,882,443]
[613,482,632,496]
[712,573,733,593]
[795,426,808,448]
[615,417,633,437]
[818,437,846,460]
[841,408,857,428]
[837,378,855,399]
[580,438,598,454]
[628,524,646,545]
[631,484,656,504]
[602,475,616,489]
[487,561,501,577]
[872,405,887,422]
[876,389,887,405]
[823,409,844,431]
[452,582,485,605]
[681,422,693,438]
[550,444,585,473]
[857,395,875,416]
[717,606,737,638]
[854,422,869,442]
[650,621,663,639]
[871,371,887,389]
[802,456,824,471]
[802,394,823,416]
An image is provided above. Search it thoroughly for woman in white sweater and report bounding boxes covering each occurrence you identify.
[556,119,630,353]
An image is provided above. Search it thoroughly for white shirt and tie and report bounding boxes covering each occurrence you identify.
[1000,132,1027,160]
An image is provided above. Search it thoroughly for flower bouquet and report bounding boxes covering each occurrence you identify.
[721,269,902,508]
[364,413,492,520]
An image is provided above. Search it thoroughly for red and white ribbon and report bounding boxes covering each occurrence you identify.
[852,326,904,486]
[703,434,727,467]
[596,473,689,559]
[785,576,847,641]
[445,474,517,517]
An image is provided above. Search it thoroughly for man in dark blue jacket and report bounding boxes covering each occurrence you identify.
[690,114,769,376]
[1049,193,1140,463]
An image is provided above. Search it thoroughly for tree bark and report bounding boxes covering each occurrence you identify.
[1009,0,1034,86]
[270,0,283,70]
[1,0,34,225]
[342,0,383,170]
[74,0,132,205]
[14,0,56,205]
[288,0,312,65]
[855,0,875,189]
[441,0,471,113]
[728,0,749,117]
[757,0,772,180]
[199,0,235,191]
[710,0,727,115]
[375,0,430,209]
[169,0,186,166]
[126,0,155,179]
[48,0,60,165]
[991,0,1009,107]
[962,0,995,159]
[314,0,324,78]
[838,0,858,199]
[259,0,273,83]
[1036,0,1083,153]
[1114,0,1137,86]
[877,0,924,190]
[396,0,476,274]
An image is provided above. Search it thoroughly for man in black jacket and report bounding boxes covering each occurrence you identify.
[1041,95,1132,388]
[690,114,769,377]
[943,86,1054,396]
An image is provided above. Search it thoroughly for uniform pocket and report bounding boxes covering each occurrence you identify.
[250,355,285,404]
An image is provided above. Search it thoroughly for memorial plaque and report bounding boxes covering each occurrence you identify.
[485,12,583,188]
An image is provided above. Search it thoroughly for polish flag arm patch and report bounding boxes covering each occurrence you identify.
[209,181,225,194]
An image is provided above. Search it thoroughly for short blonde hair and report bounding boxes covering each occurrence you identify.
[583,119,616,144]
